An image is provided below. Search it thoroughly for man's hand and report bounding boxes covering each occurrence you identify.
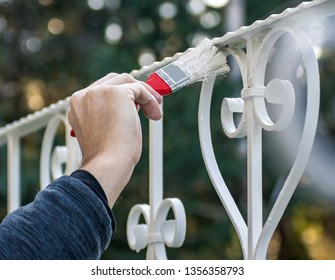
[68,73,162,207]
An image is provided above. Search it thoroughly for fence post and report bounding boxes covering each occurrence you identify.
[7,133,21,213]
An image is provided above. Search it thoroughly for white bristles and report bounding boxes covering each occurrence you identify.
[175,38,230,83]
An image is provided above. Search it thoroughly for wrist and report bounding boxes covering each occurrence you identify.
[80,153,136,207]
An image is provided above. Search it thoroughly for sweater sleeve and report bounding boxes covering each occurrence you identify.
[0,171,116,260]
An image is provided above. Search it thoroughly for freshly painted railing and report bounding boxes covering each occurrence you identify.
[0,0,333,259]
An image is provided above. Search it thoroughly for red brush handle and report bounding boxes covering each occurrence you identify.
[146,72,172,96]
[70,73,171,137]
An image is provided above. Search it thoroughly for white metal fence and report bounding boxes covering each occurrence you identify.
[0,0,334,259]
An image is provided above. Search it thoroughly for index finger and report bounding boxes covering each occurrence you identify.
[119,83,162,121]
[141,81,163,105]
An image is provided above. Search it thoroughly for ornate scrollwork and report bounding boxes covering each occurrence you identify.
[254,25,320,259]
[127,198,186,259]
[126,204,151,252]
[221,78,296,138]
[253,78,295,131]
[40,113,80,188]
[199,24,320,259]
[221,97,246,138]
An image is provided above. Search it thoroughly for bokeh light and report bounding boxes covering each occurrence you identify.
[105,0,121,10]
[24,79,46,111]
[47,18,65,35]
[138,49,156,67]
[87,0,104,11]
[137,18,155,35]
[21,36,42,54]
[200,10,221,29]
[186,0,206,16]
[204,0,230,9]
[105,22,123,44]
[158,2,178,19]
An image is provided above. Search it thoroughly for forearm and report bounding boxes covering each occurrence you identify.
[80,154,136,207]
[0,171,115,260]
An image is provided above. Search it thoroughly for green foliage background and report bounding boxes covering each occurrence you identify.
[0,0,335,260]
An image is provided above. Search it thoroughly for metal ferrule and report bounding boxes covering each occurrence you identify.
[155,62,191,93]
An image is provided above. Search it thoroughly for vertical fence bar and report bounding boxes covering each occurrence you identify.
[246,102,263,259]
[7,133,21,213]
[149,118,163,218]
[246,38,263,259]
[147,103,164,259]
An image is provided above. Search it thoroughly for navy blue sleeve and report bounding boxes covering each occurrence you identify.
[0,171,116,260]
[70,169,116,234]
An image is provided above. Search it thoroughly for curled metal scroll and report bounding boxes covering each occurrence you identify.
[199,25,319,259]
[199,77,248,258]
[40,113,80,188]
[221,78,296,137]
[127,198,186,259]
[254,26,320,259]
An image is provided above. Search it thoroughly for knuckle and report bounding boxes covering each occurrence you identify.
[105,72,118,79]
[119,73,135,82]
[85,88,96,96]
[69,92,80,107]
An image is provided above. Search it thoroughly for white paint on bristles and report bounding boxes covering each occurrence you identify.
[175,38,230,83]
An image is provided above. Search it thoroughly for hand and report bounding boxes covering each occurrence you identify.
[67,73,162,207]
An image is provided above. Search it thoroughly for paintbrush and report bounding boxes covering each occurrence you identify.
[145,37,229,95]
[70,38,229,137]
